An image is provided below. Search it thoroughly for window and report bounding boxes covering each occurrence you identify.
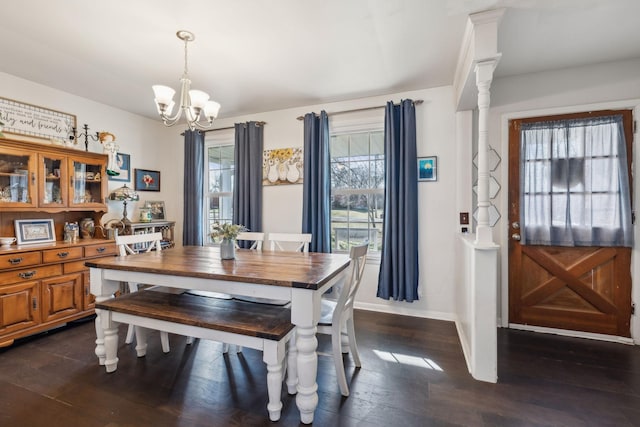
[205,136,234,243]
[330,130,384,254]
[518,111,633,247]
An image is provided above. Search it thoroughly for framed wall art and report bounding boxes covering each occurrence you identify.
[0,97,76,141]
[418,156,437,182]
[14,219,56,245]
[262,147,303,185]
[109,153,131,182]
[134,169,160,191]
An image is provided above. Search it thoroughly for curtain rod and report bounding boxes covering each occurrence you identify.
[204,121,267,132]
[295,100,423,121]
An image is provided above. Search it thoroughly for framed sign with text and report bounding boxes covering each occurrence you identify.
[0,97,76,141]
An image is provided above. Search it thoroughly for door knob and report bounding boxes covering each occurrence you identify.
[511,233,521,241]
[512,221,520,229]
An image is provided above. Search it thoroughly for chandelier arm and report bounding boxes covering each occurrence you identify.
[161,107,184,124]
[192,119,215,131]
[160,113,184,127]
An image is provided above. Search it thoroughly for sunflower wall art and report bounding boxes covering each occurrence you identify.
[262,147,303,186]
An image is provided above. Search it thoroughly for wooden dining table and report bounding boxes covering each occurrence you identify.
[86,245,351,424]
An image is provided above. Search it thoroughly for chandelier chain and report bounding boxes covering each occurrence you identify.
[183,37,189,77]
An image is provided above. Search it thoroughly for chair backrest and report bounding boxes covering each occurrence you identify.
[333,243,368,323]
[116,232,163,256]
[236,231,265,251]
[268,232,312,253]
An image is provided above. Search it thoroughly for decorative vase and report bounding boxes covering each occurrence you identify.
[79,217,95,239]
[220,238,236,260]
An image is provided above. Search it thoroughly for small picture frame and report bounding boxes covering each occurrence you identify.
[109,153,131,182]
[134,169,160,191]
[144,200,166,221]
[14,219,56,245]
[417,156,437,182]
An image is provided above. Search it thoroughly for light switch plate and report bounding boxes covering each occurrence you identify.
[460,212,469,225]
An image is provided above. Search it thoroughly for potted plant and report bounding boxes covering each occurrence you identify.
[210,222,247,259]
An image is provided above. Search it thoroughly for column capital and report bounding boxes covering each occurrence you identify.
[474,55,501,83]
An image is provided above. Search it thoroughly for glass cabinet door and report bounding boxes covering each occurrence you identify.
[0,147,37,207]
[68,156,106,208]
[39,154,67,207]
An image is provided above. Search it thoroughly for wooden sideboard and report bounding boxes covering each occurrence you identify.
[0,239,117,347]
[0,137,117,347]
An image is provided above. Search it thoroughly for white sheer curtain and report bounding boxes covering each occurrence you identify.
[520,114,633,247]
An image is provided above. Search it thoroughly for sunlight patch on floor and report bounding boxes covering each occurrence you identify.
[372,349,443,371]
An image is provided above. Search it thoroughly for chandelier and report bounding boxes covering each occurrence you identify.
[152,30,221,131]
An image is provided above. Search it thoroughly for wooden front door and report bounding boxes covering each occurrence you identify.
[508,110,633,337]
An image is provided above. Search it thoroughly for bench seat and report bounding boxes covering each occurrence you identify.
[96,290,296,421]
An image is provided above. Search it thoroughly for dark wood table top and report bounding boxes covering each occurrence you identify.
[86,245,351,290]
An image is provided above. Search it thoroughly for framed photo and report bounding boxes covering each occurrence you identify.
[144,200,166,221]
[109,153,131,182]
[134,169,160,191]
[417,156,437,182]
[14,219,56,245]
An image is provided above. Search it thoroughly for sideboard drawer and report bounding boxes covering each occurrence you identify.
[84,243,118,258]
[0,252,42,269]
[42,247,84,264]
[66,255,116,274]
[64,260,87,274]
[0,265,62,285]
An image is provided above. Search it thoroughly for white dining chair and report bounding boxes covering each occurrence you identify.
[318,242,368,396]
[233,231,290,307]
[268,232,312,252]
[235,231,265,250]
[115,232,172,353]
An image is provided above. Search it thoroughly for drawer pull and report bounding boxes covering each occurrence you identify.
[57,251,70,258]
[85,285,89,296]
[96,247,106,253]
[19,270,36,279]
[8,257,24,265]
[32,297,37,309]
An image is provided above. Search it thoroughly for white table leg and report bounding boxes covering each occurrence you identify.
[90,268,120,367]
[295,325,319,424]
[292,289,321,425]
[93,307,106,365]
[286,331,298,394]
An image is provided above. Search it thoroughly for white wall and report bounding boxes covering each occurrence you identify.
[0,71,464,321]
[0,71,183,237]
[489,59,640,339]
[212,86,459,319]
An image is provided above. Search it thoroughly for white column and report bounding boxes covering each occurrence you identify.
[474,59,499,245]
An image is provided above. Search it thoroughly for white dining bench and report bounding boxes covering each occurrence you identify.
[96,290,296,421]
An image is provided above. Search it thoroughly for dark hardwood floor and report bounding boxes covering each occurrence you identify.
[1,310,640,426]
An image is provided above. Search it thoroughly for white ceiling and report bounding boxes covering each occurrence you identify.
[2,0,640,120]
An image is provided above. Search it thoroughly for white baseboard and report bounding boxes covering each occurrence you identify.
[354,301,456,322]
